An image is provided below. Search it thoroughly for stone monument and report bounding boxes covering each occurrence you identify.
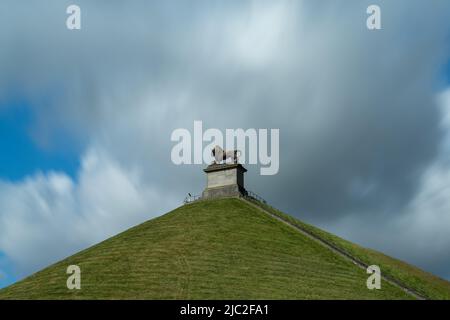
[201,145,248,199]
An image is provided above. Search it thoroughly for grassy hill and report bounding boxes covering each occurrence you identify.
[0,198,449,299]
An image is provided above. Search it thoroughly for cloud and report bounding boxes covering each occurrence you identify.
[324,157,450,280]
[322,89,450,279]
[0,0,450,280]
[0,146,176,276]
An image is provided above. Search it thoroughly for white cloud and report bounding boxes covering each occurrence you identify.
[0,146,177,276]
[227,1,293,68]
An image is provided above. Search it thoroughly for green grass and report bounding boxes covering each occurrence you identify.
[0,198,447,299]
[248,199,450,300]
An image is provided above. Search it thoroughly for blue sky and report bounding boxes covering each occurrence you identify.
[0,253,17,289]
[1,0,450,290]
[0,99,79,182]
[0,99,79,288]
[444,59,450,85]
[0,253,14,288]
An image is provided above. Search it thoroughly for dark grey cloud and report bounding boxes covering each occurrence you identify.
[0,0,450,281]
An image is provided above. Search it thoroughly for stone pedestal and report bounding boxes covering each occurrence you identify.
[202,163,248,199]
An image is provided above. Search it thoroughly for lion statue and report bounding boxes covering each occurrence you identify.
[211,145,241,164]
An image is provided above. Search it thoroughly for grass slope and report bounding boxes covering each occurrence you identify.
[247,199,450,300]
[0,198,445,299]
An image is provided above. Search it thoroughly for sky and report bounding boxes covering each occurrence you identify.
[1,0,450,289]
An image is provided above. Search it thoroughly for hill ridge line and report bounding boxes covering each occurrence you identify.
[239,197,427,300]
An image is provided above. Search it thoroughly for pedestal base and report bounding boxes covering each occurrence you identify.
[202,184,247,199]
[202,163,248,200]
